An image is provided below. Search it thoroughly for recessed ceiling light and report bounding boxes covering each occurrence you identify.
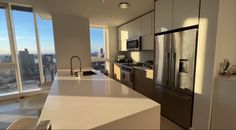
[118,2,130,9]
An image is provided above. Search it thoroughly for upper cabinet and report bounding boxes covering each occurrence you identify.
[118,24,128,41]
[118,11,154,51]
[133,18,142,38]
[118,24,128,51]
[126,18,142,39]
[155,0,173,33]
[142,12,155,50]
[155,0,200,33]
[172,0,199,29]
[142,12,154,36]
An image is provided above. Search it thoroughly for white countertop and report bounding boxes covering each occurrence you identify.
[39,69,160,129]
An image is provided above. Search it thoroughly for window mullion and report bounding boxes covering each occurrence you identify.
[33,10,44,84]
[5,3,23,93]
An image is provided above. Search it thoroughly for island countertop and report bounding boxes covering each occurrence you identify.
[39,70,160,129]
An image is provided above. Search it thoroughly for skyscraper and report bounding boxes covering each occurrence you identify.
[99,48,104,58]
[19,49,36,76]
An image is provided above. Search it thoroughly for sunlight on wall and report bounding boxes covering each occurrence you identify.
[194,18,208,95]
[131,52,140,62]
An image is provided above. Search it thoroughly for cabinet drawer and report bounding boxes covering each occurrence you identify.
[134,68,154,99]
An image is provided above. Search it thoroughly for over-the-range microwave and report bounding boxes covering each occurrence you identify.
[126,37,142,51]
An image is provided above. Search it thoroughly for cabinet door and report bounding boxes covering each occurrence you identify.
[155,0,173,33]
[118,25,128,51]
[142,35,154,50]
[173,0,199,29]
[142,12,152,36]
[151,11,155,34]
[118,40,127,51]
[122,39,127,51]
[127,22,134,39]
[113,64,121,80]
[119,24,128,40]
[134,68,154,99]
[133,18,142,37]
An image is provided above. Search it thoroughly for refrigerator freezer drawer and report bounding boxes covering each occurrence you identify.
[155,85,193,129]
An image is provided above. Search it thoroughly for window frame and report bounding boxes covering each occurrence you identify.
[0,2,52,96]
[0,3,22,93]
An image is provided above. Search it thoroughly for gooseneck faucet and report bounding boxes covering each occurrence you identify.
[70,56,82,76]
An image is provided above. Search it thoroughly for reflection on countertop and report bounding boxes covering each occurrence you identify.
[39,69,160,130]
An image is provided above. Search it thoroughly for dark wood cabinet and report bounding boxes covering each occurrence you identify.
[134,68,154,99]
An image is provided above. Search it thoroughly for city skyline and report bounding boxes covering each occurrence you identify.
[1,9,104,55]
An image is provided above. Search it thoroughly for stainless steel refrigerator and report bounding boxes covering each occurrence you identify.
[154,27,198,129]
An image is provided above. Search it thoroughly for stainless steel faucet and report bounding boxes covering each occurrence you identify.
[70,56,82,76]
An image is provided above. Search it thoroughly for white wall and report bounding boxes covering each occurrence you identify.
[130,51,154,63]
[192,0,220,129]
[211,0,236,129]
[105,26,118,76]
[214,0,236,74]
[193,1,236,129]
[52,14,91,69]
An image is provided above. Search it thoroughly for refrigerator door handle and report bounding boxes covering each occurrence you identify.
[167,52,171,86]
[171,52,177,88]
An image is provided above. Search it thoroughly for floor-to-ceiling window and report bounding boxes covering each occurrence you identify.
[0,3,56,96]
[90,27,106,71]
[37,15,56,82]
[11,6,40,91]
[0,5,17,95]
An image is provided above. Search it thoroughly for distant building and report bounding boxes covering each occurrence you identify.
[42,55,53,68]
[0,55,11,63]
[19,49,35,76]
[42,54,56,81]
[91,51,98,57]
[99,48,104,58]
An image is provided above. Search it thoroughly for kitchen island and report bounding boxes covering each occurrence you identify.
[39,70,160,129]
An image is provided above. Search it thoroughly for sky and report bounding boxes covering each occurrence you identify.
[90,28,105,53]
[0,8,55,55]
[0,7,104,56]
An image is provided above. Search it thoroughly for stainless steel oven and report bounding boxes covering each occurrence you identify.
[127,37,141,51]
[121,66,134,89]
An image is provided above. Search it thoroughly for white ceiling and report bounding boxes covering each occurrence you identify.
[8,0,154,26]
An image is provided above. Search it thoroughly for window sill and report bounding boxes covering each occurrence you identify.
[0,88,47,102]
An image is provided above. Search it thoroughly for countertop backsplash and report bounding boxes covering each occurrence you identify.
[117,51,154,63]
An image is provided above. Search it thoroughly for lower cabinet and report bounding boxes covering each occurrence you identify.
[113,63,121,80]
[134,68,154,99]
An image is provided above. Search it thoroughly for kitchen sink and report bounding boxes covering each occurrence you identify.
[74,71,96,77]
[82,71,96,76]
